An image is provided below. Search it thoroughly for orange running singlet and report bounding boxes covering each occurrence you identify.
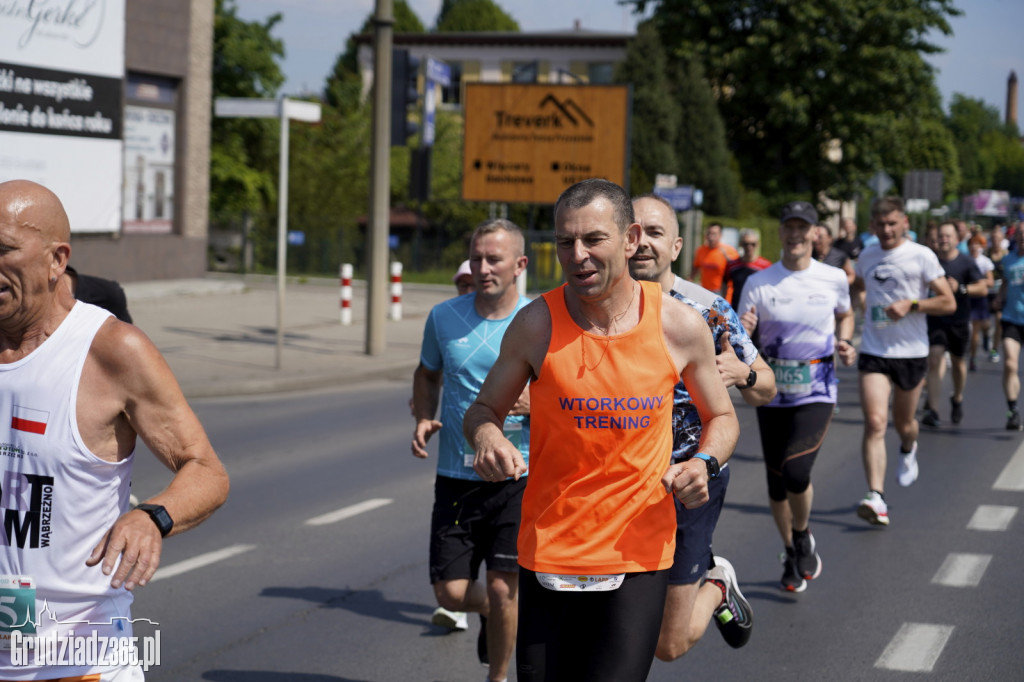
[520,280,679,574]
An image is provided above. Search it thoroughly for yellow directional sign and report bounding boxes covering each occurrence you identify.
[462,83,631,204]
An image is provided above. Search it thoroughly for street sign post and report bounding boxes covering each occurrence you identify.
[214,96,322,369]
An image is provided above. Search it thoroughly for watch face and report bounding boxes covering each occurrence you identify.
[138,504,173,536]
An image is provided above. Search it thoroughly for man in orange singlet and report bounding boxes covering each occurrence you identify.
[464,179,739,682]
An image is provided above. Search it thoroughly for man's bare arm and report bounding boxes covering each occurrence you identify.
[83,321,229,590]
[464,301,548,481]
[411,363,443,458]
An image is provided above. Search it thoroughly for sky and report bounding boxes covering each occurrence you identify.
[235,0,1024,122]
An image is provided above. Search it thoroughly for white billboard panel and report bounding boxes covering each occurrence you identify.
[0,0,125,232]
[0,132,122,232]
[0,1,125,77]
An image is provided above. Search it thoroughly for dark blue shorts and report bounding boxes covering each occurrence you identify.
[668,464,730,585]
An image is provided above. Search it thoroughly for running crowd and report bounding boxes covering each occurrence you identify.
[411,179,1024,682]
[6,177,1021,681]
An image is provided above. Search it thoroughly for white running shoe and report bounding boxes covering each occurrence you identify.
[857,491,890,526]
[431,606,469,631]
[897,442,919,487]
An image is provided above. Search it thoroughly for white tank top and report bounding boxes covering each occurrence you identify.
[0,302,135,678]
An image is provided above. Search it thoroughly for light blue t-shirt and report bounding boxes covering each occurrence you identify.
[419,293,531,480]
[1001,251,1024,325]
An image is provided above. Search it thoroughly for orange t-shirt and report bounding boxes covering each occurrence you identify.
[520,280,679,574]
[692,243,740,298]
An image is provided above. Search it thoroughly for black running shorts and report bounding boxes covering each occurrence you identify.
[428,475,525,583]
[858,353,928,391]
[927,318,971,357]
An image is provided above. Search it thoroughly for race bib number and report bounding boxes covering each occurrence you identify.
[769,358,813,396]
[871,305,891,328]
[0,576,36,651]
[536,573,625,592]
[464,421,523,468]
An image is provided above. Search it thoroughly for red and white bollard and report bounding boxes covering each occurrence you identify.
[389,262,403,321]
[339,263,353,325]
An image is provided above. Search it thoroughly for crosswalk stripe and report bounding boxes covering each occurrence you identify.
[967,505,1017,531]
[152,544,257,582]
[875,622,954,672]
[931,552,992,587]
[305,498,393,526]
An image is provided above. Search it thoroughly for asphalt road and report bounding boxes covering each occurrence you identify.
[127,359,1024,681]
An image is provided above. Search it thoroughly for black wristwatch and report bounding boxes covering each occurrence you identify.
[693,453,721,479]
[738,368,757,390]
[135,503,173,537]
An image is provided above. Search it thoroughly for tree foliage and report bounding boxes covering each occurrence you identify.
[944,94,1024,195]
[436,0,520,32]
[628,0,962,202]
[324,0,426,113]
[671,57,742,215]
[210,0,284,216]
[614,21,679,194]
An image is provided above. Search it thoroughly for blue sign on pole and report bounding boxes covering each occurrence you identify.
[426,58,451,87]
[287,230,305,246]
[422,58,450,147]
[653,185,695,211]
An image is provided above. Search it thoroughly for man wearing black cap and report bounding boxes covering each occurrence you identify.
[852,197,955,527]
[739,201,856,592]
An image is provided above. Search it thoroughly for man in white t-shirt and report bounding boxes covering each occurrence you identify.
[852,197,955,526]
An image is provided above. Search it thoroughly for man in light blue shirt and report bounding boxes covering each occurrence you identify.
[412,219,530,682]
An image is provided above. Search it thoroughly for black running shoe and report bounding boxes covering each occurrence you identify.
[780,547,806,592]
[706,557,753,648]
[477,614,488,666]
[951,398,963,425]
[792,528,822,580]
[921,407,939,427]
[1008,410,1022,431]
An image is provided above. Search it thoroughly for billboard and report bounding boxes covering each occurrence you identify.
[462,83,631,204]
[0,1,126,233]
[966,190,1010,217]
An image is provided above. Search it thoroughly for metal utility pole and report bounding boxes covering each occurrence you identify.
[366,0,393,356]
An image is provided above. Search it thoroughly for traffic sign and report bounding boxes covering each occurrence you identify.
[868,170,894,196]
[654,185,694,211]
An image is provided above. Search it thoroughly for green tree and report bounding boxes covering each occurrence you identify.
[436,0,519,31]
[630,0,961,201]
[946,94,1006,193]
[671,57,742,216]
[210,0,284,217]
[324,0,425,113]
[614,20,679,194]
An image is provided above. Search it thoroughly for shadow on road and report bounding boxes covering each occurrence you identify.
[261,586,444,630]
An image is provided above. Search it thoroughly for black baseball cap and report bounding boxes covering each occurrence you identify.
[780,201,818,225]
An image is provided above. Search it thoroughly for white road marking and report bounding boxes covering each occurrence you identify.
[931,553,992,587]
[967,505,1017,531]
[151,544,257,582]
[994,440,1024,491]
[305,497,393,526]
[875,623,955,672]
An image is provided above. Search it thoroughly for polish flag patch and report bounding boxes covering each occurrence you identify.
[11,405,48,435]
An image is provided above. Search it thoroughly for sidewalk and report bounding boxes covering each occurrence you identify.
[124,274,453,399]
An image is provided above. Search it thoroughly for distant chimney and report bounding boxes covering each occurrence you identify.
[1008,71,1018,128]
[574,19,581,31]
